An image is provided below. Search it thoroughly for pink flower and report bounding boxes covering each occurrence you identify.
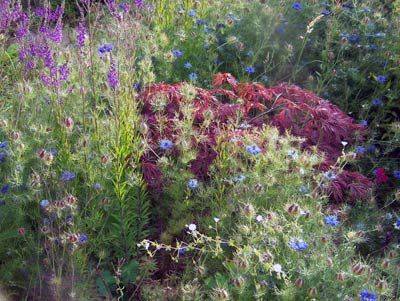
[375,168,388,184]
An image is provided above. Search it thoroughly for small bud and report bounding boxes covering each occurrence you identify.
[294,278,304,288]
[286,203,300,216]
[381,259,390,269]
[308,287,317,297]
[376,279,388,291]
[351,263,365,275]
[11,131,21,140]
[320,236,328,243]
[388,251,396,259]
[243,203,255,217]
[64,117,74,131]
[101,155,109,164]
[326,257,333,267]
[336,272,346,282]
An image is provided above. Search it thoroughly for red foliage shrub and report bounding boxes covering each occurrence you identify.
[139,73,372,203]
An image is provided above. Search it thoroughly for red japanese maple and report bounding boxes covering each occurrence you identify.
[138,73,372,203]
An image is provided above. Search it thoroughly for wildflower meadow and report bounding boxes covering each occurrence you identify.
[0,0,399,300]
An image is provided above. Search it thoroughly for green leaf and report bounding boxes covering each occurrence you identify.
[122,260,139,283]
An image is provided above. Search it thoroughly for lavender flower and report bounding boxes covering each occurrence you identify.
[355,146,366,154]
[376,75,387,84]
[1,184,10,194]
[323,170,337,181]
[245,66,255,74]
[187,179,199,190]
[188,72,198,81]
[172,49,183,58]
[40,199,50,208]
[372,98,383,106]
[98,43,114,55]
[184,62,192,69]
[246,144,261,155]
[78,233,88,244]
[292,2,302,11]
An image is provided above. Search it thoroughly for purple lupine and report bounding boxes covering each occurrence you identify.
[107,62,119,90]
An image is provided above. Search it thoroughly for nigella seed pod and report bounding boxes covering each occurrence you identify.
[326,257,333,267]
[243,203,255,217]
[381,259,390,269]
[101,155,109,164]
[43,152,54,165]
[65,195,77,206]
[232,276,245,288]
[294,278,304,288]
[351,263,365,275]
[261,251,273,263]
[376,279,388,291]
[41,226,50,234]
[388,251,396,259]
[308,287,317,297]
[286,203,300,216]
[37,149,46,159]
[213,288,229,300]
[11,131,21,140]
[68,234,78,244]
[101,197,110,205]
[336,272,346,282]
[320,236,328,243]
[64,117,74,131]
[254,183,263,193]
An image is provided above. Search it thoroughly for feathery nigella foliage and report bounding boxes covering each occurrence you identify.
[139,73,371,203]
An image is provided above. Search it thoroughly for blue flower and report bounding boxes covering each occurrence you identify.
[292,2,302,11]
[187,179,199,190]
[133,82,142,92]
[189,72,198,81]
[393,170,400,180]
[246,50,254,57]
[196,19,207,26]
[366,145,376,153]
[1,184,10,194]
[355,146,366,154]
[233,174,246,183]
[0,152,6,163]
[246,144,261,155]
[376,75,387,84]
[289,238,308,251]
[40,199,50,208]
[299,185,309,194]
[324,215,340,227]
[178,246,187,255]
[359,290,377,301]
[188,9,196,17]
[348,34,360,44]
[159,139,174,151]
[360,120,368,126]
[0,141,8,148]
[93,183,102,190]
[321,9,331,16]
[323,170,336,181]
[184,62,192,69]
[372,98,383,106]
[78,233,88,244]
[375,32,386,39]
[245,66,255,74]
[0,200,5,206]
[172,49,183,58]
[287,149,299,160]
[394,218,400,230]
[98,43,114,55]
[60,171,76,182]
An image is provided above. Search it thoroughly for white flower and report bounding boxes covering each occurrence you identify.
[214,217,220,223]
[188,224,197,231]
[272,264,282,273]
[341,141,348,146]
[256,215,263,222]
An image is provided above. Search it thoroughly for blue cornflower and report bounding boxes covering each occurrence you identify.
[60,171,76,182]
[172,49,183,58]
[40,199,50,208]
[0,141,8,148]
[292,2,302,11]
[0,152,6,163]
[98,43,114,55]
[245,66,255,74]
[376,75,387,84]
[246,144,261,155]
[159,139,174,151]
[93,183,102,190]
[393,170,400,180]
[184,62,192,69]
[1,184,10,194]
[394,217,400,230]
[189,72,198,81]
[323,170,337,181]
[355,146,366,154]
[78,233,88,244]
[360,120,368,126]
[372,98,383,106]
[196,19,207,26]
[187,179,199,190]
[359,290,377,301]
[289,238,308,251]
[188,9,196,17]
[324,215,340,227]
